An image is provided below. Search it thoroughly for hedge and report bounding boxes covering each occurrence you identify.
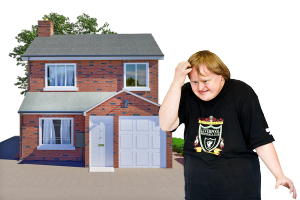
[172,137,184,156]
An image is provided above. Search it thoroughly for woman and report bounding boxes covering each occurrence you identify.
[159,50,297,199]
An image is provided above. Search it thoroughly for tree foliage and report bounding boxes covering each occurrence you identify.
[126,77,136,87]
[126,77,146,87]
[9,13,117,95]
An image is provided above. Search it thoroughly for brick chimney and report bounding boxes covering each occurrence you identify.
[38,20,54,37]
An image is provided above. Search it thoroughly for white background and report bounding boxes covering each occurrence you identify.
[1,0,299,199]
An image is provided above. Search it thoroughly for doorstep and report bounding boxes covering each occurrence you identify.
[89,167,115,172]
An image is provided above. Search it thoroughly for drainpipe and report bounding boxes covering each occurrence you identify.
[20,56,30,160]
[28,57,30,92]
[21,113,24,160]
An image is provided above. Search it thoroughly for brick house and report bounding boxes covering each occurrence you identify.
[18,20,171,171]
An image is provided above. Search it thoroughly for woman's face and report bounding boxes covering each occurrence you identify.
[189,65,225,101]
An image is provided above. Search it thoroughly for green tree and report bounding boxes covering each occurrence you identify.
[75,13,116,34]
[9,12,117,95]
[126,77,136,87]
[126,77,146,87]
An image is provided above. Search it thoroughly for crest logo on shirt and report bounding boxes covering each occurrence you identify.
[194,116,224,156]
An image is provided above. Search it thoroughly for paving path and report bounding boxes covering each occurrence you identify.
[0,152,185,200]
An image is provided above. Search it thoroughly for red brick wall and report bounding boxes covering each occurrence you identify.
[84,91,172,168]
[166,131,172,168]
[29,60,159,103]
[19,114,85,161]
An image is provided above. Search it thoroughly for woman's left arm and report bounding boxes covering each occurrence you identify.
[255,142,297,199]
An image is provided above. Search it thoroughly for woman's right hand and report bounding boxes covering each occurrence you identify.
[173,61,192,87]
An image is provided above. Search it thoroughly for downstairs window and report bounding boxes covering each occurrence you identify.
[38,118,75,150]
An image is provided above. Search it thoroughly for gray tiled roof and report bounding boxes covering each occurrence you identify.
[22,34,164,57]
[18,92,117,113]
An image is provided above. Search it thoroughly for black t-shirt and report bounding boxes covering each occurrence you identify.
[173,79,275,200]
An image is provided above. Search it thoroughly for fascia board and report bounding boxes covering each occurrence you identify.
[21,56,164,61]
[18,111,84,115]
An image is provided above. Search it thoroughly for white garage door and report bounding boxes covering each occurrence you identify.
[119,116,166,168]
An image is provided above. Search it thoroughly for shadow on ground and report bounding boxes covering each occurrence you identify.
[173,152,184,166]
[0,136,85,167]
[18,160,85,167]
[0,136,19,160]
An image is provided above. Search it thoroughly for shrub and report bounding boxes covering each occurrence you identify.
[172,137,184,156]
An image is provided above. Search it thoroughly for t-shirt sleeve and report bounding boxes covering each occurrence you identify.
[170,83,188,132]
[241,92,275,150]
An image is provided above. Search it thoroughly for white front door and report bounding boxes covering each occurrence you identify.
[90,116,113,167]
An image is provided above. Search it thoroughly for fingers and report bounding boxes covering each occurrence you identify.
[286,179,296,198]
[176,61,192,74]
[289,181,294,193]
[275,178,297,199]
[173,61,192,87]
[290,184,297,199]
[293,187,297,199]
[187,67,192,73]
[289,182,297,199]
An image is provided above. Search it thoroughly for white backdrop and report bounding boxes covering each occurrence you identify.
[1,0,299,199]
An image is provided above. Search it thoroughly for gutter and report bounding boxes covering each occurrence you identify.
[18,111,84,115]
[22,54,164,57]
[21,55,164,61]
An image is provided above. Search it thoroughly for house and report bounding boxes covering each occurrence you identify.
[18,20,172,171]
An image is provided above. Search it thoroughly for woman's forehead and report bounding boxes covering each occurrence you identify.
[189,66,208,80]
[197,65,211,76]
[189,65,219,81]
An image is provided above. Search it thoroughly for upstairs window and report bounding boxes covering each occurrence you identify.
[124,63,150,91]
[44,64,77,91]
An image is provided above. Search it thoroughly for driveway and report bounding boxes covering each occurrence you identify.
[0,145,185,200]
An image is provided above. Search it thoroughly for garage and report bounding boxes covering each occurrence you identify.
[119,116,166,168]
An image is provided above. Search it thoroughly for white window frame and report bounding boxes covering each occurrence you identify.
[38,118,75,150]
[123,63,150,91]
[44,63,78,91]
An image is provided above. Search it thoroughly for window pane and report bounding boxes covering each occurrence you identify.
[137,64,146,87]
[61,120,71,144]
[57,65,65,86]
[126,64,136,86]
[66,65,75,86]
[42,119,45,143]
[47,65,56,86]
[53,120,61,144]
[42,119,56,144]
